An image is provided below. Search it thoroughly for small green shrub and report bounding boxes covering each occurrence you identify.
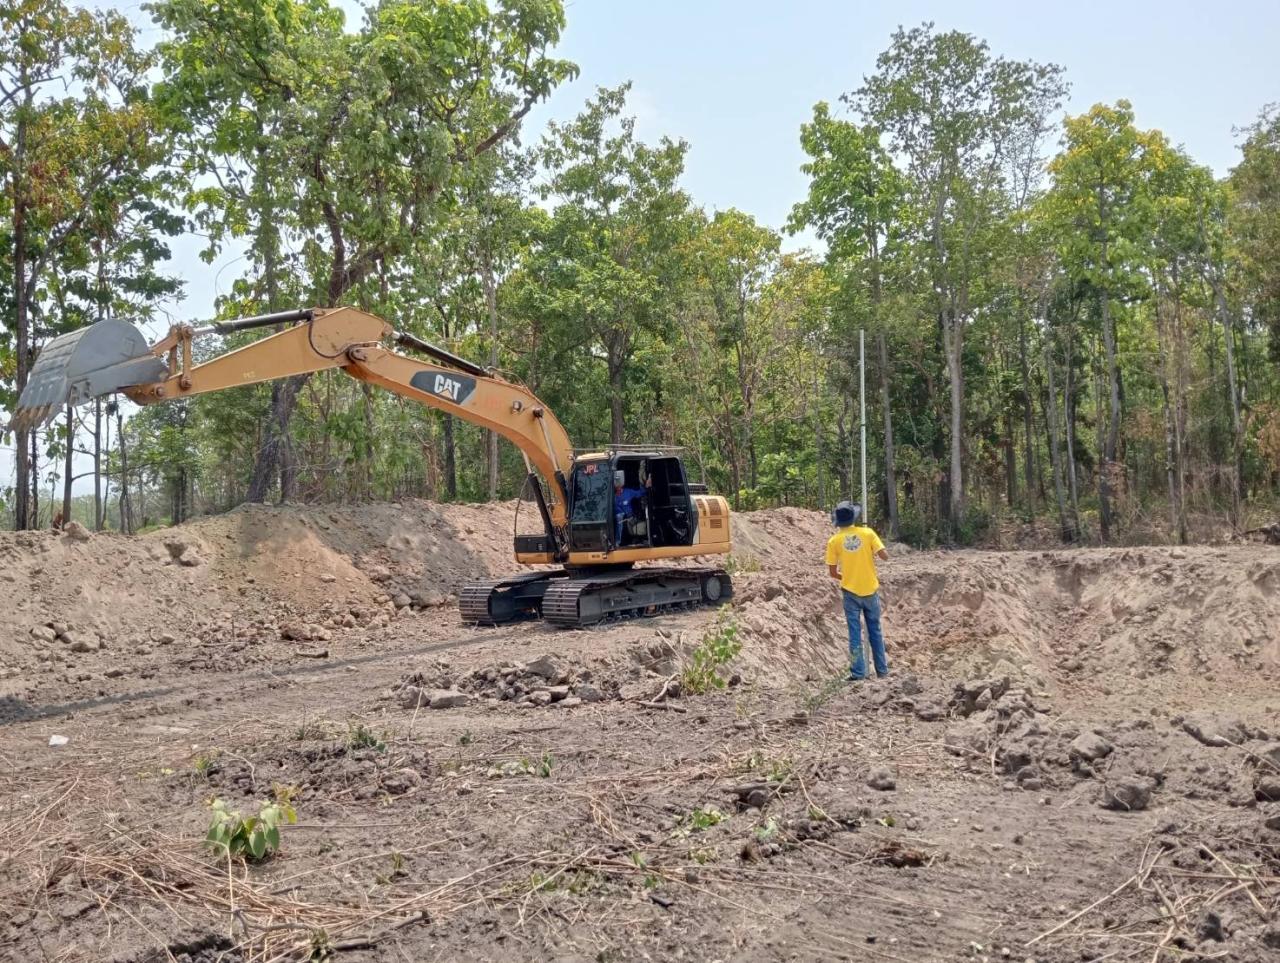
[674,806,727,837]
[192,750,220,779]
[205,794,297,862]
[346,722,386,752]
[681,612,742,695]
[754,816,780,841]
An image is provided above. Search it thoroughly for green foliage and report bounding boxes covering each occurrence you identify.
[681,612,742,695]
[6,9,1280,546]
[346,722,387,753]
[204,794,297,862]
[192,750,219,779]
[754,816,781,841]
[674,806,727,837]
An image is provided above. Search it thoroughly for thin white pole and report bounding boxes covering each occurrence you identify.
[859,329,867,522]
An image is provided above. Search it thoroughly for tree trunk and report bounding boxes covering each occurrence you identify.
[62,405,73,526]
[361,381,376,500]
[117,409,133,534]
[247,375,306,502]
[1063,317,1083,538]
[93,399,103,529]
[245,144,302,504]
[813,366,825,509]
[876,332,899,538]
[442,413,458,498]
[942,313,965,531]
[1018,312,1038,508]
[1155,298,1185,544]
[13,105,31,530]
[1099,285,1121,540]
[1003,406,1018,508]
[482,254,500,500]
[1043,330,1071,541]
[29,431,39,528]
[1212,283,1244,526]
[1171,289,1189,541]
[608,355,625,445]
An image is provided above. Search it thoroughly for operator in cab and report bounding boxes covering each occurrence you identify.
[613,470,651,546]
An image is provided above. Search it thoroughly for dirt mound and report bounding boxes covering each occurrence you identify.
[2,499,1278,726]
[724,515,1280,705]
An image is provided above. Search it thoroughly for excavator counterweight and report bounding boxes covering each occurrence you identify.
[11,307,732,627]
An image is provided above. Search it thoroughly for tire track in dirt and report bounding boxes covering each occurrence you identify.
[0,628,509,726]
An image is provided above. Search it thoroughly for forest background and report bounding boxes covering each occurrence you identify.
[3,0,1279,546]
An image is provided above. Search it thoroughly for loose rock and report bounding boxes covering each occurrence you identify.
[1100,776,1153,812]
[1069,731,1113,763]
[428,689,472,710]
[524,654,568,684]
[867,768,896,791]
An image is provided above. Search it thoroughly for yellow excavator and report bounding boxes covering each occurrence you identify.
[11,307,732,627]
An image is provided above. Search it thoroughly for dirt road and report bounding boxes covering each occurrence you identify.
[1,502,1277,962]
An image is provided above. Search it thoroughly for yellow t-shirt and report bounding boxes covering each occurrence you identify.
[825,524,885,596]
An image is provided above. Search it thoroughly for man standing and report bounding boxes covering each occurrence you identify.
[825,501,890,681]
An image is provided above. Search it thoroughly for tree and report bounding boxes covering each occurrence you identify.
[789,101,911,535]
[1045,101,1163,539]
[2,0,168,528]
[515,84,694,445]
[150,0,576,502]
[850,24,1066,532]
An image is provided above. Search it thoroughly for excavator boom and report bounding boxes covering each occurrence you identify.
[12,307,732,627]
[13,307,574,538]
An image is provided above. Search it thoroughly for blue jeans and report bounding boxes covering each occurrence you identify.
[842,589,887,680]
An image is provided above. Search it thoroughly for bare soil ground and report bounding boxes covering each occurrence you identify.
[1,501,1278,963]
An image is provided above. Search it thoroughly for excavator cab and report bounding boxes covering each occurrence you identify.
[566,450,698,553]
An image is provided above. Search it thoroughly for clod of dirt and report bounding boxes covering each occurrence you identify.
[64,630,100,653]
[869,840,929,867]
[428,689,471,709]
[1069,731,1114,763]
[62,521,92,541]
[944,719,992,757]
[397,686,472,710]
[914,701,945,721]
[1100,775,1154,811]
[1182,713,1252,748]
[1196,908,1229,943]
[1263,812,1280,832]
[866,767,896,791]
[950,676,1010,717]
[524,654,569,684]
[1255,776,1280,802]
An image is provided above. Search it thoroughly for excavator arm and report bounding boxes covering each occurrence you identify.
[12,306,575,545]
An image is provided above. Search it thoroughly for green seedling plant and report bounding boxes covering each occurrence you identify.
[754,816,781,841]
[346,722,386,752]
[800,674,848,715]
[681,611,742,695]
[205,793,297,862]
[192,750,220,780]
[674,806,727,837]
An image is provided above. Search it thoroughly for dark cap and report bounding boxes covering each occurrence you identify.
[833,501,861,526]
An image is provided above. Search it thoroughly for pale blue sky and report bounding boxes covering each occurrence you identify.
[110,0,1280,318]
[20,0,1280,499]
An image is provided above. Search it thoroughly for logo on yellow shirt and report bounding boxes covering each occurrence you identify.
[843,534,862,551]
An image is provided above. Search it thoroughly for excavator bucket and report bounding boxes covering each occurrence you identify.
[9,319,168,433]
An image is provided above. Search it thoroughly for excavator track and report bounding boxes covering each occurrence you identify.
[541,567,732,628]
[459,570,567,625]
